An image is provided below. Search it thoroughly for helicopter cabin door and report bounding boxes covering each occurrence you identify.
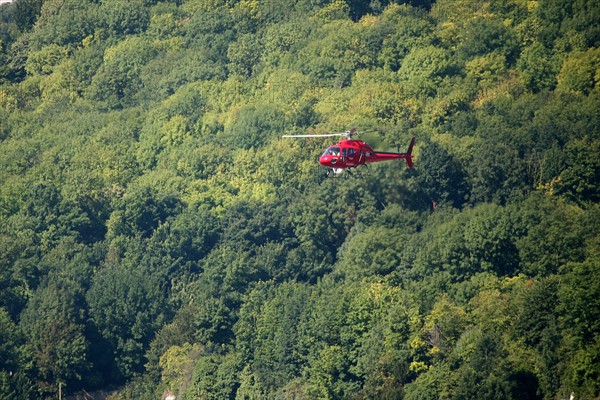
[345,147,357,166]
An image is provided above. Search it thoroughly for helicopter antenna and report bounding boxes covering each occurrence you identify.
[283,127,368,139]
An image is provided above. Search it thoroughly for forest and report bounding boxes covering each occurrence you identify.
[0,0,598,399]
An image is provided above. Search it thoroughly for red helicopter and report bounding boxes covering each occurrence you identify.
[283,128,415,175]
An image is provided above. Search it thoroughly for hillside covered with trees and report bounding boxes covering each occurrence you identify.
[0,0,599,399]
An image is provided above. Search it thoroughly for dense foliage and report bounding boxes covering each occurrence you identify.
[0,0,599,399]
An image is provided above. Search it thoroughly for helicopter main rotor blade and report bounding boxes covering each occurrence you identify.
[282,133,349,138]
[283,129,369,138]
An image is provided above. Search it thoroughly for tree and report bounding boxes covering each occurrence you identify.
[158,343,202,397]
[0,307,21,373]
[0,370,36,400]
[70,39,105,94]
[556,137,600,205]
[251,283,311,391]
[335,226,408,280]
[419,294,467,358]
[455,16,518,63]
[100,0,150,38]
[466,138,528,205]
[556,48,600,95]
[559,259,600,346]
[306,345,358,399]
[450,331,536,400]
[19,280,90,393]
[559,258,600,399]
[355,286,412,399]
[262,19,313,67]
[1,0,599,396]
[227,33,262,78]
[28,0,99,49]
[86,264,168,383]
[12,0,43,32]
[148,204,220,269]
[465,53,508,89]
[287,187,349,279]
[398,46,455,96]
[408,138,468,209]
[516,193,585,276]
[511,277,561,398]
[184,351,240,400]
[87,37,157,108]
[110,185,182,239]
[517,42,558,92]
[461,204,521,276]
[24,44,67,76]
[221,103,286,150]
[403,362,451,400]
[379,4,433,71]
[295,19,376,88]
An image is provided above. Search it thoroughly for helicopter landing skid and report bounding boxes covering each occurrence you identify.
[327,167,367,178]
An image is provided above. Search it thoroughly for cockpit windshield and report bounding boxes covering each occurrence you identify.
[322,147,340,156]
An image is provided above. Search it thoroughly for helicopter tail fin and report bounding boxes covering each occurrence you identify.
[402,137,415,168]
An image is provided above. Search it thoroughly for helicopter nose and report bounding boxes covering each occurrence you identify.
[320,155,334,167]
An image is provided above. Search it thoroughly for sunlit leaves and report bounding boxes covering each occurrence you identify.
[184,351,240,399]
[296,19,377,87]
[227,33,263,78]
[466,53,508,88]
[398,46,454,95]
[160,343,200,395]
[556,48,600,95]
[517,41,558,92]
[24,44,67,76]
[262,20,313,67]
[221,103,285,149]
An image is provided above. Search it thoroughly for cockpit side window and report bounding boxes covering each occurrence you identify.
[323,147,340,156]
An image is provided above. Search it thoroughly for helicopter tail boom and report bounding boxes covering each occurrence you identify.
[374,136,414,168]
[366,137,415,168]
